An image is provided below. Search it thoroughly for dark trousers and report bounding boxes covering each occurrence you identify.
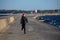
[21,24,26,34]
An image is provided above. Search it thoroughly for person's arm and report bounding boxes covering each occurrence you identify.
[25,17,28,23]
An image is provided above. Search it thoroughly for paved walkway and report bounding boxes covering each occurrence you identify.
[0,15,60,40]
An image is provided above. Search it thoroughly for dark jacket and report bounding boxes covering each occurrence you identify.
[20,16,28,25]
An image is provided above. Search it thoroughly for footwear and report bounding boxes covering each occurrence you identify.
[24,32,26,34]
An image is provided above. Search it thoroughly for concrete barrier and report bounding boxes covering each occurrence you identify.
[0,16,15,32]
[9,16,15,24]
[0,19,8,32]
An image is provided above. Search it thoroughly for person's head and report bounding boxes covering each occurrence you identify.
[22,13,26,17]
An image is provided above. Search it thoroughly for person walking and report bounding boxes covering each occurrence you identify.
[20,13,28,34]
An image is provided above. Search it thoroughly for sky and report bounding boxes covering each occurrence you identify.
[0,0,60,10]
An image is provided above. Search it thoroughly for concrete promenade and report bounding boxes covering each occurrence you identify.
[0,14,60,40]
